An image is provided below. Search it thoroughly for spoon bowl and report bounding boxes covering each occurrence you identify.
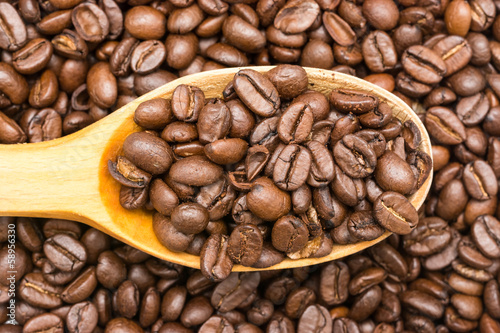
[0,66,432,271]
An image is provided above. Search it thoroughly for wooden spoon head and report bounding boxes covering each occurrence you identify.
[98,66,432,271]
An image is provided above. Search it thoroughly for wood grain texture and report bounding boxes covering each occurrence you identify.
[0,66,433,271]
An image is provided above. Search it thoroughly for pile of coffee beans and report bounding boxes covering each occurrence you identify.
[109,65,431,280]
[2,0,500,331]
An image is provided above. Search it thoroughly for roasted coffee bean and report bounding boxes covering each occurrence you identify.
[462,160,498,200]
[201,234,233,282]
[273,144,311,191]
[72,3,109,43]
[123,132,173,175]
[323,12,356,46]
[19,272,64,309]
[44,234,87,273]
[52,29,88,60]
[0,63,29,105]
[471,215,500,258]
[19,108,62,143]
[402,45,447,84]
[297,304,332,332]
[66,301,98,333]
[432,35,472,76]
[23,313,64,333]
[197,99,231,143]
[425,107,467,145]
[171,84,205,122]
[12,38,53,75]
[329,89,378,114]
[228,224,263,266]
[153,212,194,252]
[272,215,309,253]
[124,6,166,40]
[130,40,166,74]
[247,177,291,221]
[374,191,419,235]
[375,151,416,195]
[0,3,27,51]
[234,69,280,117]
[211,272,259,312]
[334,134,377,178]
[61,266,98,303]
[348,211,385,241]
[362,31,398,72]
[278,101,314,144]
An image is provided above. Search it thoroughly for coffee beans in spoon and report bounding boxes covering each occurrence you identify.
[108,65,430,281]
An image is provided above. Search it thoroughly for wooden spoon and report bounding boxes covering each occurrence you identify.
[0,67,432,271]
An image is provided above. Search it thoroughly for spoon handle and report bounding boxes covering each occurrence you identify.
[0,132,102,222]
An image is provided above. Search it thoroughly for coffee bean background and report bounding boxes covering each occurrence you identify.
[1,0,500,331]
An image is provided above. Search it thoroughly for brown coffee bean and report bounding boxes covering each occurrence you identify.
[165,33,199,70]
[23,313,64,333]
[0,63,29,105]
[362,31,398,73]
[402,45,447,84]
[462,160,498,200]
[222,15,266,53]
[72,3,110,43]
[444,0,471,37]
[362,0,399,31]
[123,132,173,175]
[168,4,204,34]
[432,35,472,76]
[51,29,88,60]
[274,0,320,34]
[375,151,416,195]
[124,6,166,40]
[374,191,419,235]
[153,213,194,252]
[329,89,378,114]
[205,138,248,165]
[247,177,291,221]
[334,134,377,178]
[200,233,233,282]
[234,69,280,117]
[197,99,231,144]
[272,215,309,253]
[130,40,166,74]
[228,224,264,266]
[12,38,53,75]
[0,3,27,51]
[425,107,466,145]
[323,12,356,46]
[267,65,308,99]
[171,203,209,234]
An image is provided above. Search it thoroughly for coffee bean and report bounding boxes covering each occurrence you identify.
[200,233,233,282]
[425,107,467,145]
[72,3,109,43]
[125,6,166,40]
[272,215,309,253]
[323,12,356,46]
[362,31,398,72]
[374,191,418,235]
[123,132,174,175]
[228,224,263,266]
[23,313,64,333]
[348,211,385,241]
[234,69,280,117]
[375,151,416,195]
[471,215,500,258]
[334,134,377,178]
[0,3,27,51]
[66,301,98,333]
[402,45,447,84]
[274,0,320,34]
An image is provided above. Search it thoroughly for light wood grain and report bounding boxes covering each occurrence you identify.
[0,67,432,271]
